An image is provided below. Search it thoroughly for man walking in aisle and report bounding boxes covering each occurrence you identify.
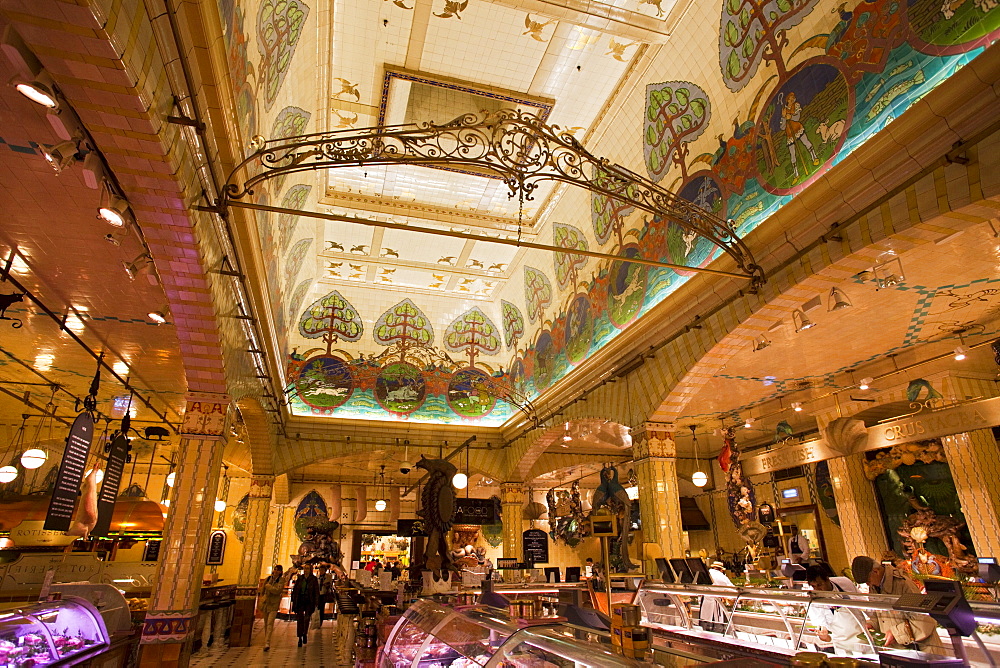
[290,563,320,647]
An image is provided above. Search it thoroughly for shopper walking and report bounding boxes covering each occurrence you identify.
[258,564,288,652]
[290,563,320,647]
[316,564,334,624]
[851,556,944,653]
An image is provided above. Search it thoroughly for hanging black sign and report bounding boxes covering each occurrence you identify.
[90,432,129,538]
[206,529,227,565]
[143,540,162,562]
[453,498,500,525]
[44,413,95,532]
[396,519,428,537]
[758,503,775,525]
[522,529,549,565]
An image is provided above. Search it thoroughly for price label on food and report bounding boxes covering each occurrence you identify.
[522,529,549,565]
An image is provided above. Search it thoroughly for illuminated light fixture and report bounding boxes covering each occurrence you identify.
[375,499,387,512]
[214,499,227,513]
[98,194,129,227]
[792,402,803,412]
[744,417,754,429]
[123,253,152,280]
[689,425,707,488]
[859,377,873,391]
[873,249,904,289]
[161,499,170,507]
[753,335,771,352]
[374,464,388,511]
[147,310,167,325]
[20,448,47,469]
[954,345,968,361]
[828,287,852,311]
[112,360,129,375]
[0,466,17,483]
[625,485,639,500]
[40,138,80,173]
[792,309,816,333]
[14,80,57,108]
[452,471,468,489]
[86,468,104,484]
[166,471,176,487]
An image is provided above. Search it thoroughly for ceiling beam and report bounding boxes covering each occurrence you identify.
[484,0,687,44]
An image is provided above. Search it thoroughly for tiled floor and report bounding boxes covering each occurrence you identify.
[189,617,355,667]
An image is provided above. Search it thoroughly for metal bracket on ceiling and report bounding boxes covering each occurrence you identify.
[217,110,764,288]
[166,115,206,132]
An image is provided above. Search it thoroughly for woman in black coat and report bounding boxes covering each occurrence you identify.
[290,564,320,647]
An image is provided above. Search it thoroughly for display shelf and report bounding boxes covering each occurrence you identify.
[0,596,110,667]
[379,599,640,667]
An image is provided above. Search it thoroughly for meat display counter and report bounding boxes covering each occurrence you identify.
[0,596,110,667]
[634,580,1000,666]
[380,598,641,667]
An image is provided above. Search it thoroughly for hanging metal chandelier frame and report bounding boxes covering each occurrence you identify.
[217,109,764,287]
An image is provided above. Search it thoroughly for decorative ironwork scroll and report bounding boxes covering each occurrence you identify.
[220,110,763,285]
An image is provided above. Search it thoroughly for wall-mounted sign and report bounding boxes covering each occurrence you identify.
[90,432,129,538]
[143,540,162,562]
[782,487,801,500]
[206,529,227,565]
[743,439,841,476]
[757,503,775,525]
[453,498,500,525]
[396,519,428,537]
[865,396,1000,450]
[44,413,95,532]
[522,529,549,564]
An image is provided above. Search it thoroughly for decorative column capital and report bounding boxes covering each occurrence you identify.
[500,482,526,506]
[250,475,274,497]
[181,392,231,439]
[632,422,676,460]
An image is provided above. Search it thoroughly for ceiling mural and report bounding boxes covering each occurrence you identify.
[217,0,1000,425]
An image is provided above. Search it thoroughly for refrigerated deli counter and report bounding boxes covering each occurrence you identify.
[0,597,112,667]
[380,598,640,667]
[634,580,1000,666]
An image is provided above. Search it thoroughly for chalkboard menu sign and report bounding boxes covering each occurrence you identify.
[453,497,500,525]
[206,529,227,565]
[44,413,95,532]
[90,432,129,538]
[522,529,549,565]
[143,540,162,562]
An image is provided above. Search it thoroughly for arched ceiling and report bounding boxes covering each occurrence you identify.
[224,0,1000,429]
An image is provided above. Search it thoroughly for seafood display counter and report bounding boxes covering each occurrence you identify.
[634,580,1000,666]
[0,597,110,667]
[380,598,640,667]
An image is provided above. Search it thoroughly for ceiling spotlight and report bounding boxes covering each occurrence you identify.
[792,309,816,333]
[828,287,852,311]
[859,377,873,390]
[753,335,771,352]
[123,253,152,280]
[954,345,968,361]
[98,194,129,227]
[147,310,167,325]
[791,402,803,412]
[40,139,80,173]
[14,80,57,108]
[744,417,754,429]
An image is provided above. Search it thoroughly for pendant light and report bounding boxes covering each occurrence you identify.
[20,448,47,469]
[690,425,708,488]
[375,465,388,511]
[452,442,469,490]
[0,416,29,484]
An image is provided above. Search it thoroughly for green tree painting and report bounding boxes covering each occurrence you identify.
[501,300,524,350]
[553,223,588,293]
[644,81,711,183]
[257,0,310,110]
[374,298,434,363]
[299,290,363,354]
[591,164,638,248]
[444,307,501,367]
[523,266,552,324]
[719,0,820,91]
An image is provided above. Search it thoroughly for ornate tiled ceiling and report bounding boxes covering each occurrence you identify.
[219,0,1000,425]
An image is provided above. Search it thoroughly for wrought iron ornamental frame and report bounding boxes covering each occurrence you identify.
[219,109,763,286]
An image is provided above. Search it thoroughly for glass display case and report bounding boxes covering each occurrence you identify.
[634,580,1000,666]
[380,599,640,667]
[0,596,110,667]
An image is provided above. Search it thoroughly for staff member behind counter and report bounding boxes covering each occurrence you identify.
[805,564,866,655]
[699,561,735,633]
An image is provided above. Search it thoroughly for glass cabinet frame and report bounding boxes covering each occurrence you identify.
[0,596,110,667]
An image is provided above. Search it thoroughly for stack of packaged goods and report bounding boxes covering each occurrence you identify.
[610,603,649,661]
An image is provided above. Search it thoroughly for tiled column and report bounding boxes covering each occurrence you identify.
[944,430,1000,558]
[230,475,274,647]
[827,453,888,561]
[139,394,229,668]
[500,483,526,561]
[633,422,685,574]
